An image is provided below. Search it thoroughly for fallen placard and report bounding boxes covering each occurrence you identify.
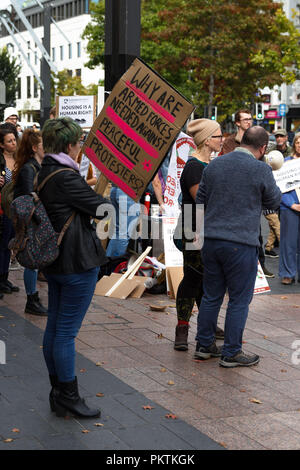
[95,273,151,299]
[95,246,152,299]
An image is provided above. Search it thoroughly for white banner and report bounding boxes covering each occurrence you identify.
[163,132,196,216]
[254,261,270,294]
[57,95,96,129]
[273,158,300,193]
[162,217,183,267]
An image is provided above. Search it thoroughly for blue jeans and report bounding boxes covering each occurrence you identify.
[24,268,38,295]
[279,209,300,279]
[196,239,258,357]
[106,187,140,258]
[43,267,99,382]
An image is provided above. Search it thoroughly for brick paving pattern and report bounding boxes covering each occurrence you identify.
[1,249,300,450]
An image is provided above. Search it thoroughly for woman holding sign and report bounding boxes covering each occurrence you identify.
[174,119,224,351]
[38,117,111,418]
[279,132,300,285]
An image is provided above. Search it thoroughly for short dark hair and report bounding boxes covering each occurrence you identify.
[241,126,269,150]
[42,117,82,154]
[0,122,19,142]
[235,109,252,123]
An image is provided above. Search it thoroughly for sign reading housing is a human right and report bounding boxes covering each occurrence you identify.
[57,95,96,129]
[273,158,300,193]
[82,59,195,201]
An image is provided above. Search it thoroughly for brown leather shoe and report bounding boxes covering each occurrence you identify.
[174,324,189,351]
[281,277,295,285]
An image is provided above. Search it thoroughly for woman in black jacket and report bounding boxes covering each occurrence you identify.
[38,117,111,419]
[0,127,20,295]
[13,129,47,315]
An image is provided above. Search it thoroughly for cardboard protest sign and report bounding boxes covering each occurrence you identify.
[57,95,96,129]
[82,58,195,201]
[273,158,300,193]
[164,131,196,216]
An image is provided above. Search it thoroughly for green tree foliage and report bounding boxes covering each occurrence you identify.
[82,1,105,69]
[51,69,99,104]
[0,47,21,120]
[83,0,300,121]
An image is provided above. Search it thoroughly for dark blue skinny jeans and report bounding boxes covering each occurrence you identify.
[196,239,258,357]
[43,267,99,382]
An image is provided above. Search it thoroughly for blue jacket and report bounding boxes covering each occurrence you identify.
[196,148,282,247]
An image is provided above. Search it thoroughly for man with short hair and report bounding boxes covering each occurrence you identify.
[221,109,253,155]
[222,108,274,277]
[194,126,281,368]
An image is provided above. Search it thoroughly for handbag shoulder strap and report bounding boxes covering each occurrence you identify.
[36,168,77,193]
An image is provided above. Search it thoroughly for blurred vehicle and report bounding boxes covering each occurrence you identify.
[18,121,40,130]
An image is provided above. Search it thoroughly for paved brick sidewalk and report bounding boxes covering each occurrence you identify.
[0,269,221,451]
[1,260,300,450]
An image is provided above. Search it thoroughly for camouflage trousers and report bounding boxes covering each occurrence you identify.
[176,240,204,323]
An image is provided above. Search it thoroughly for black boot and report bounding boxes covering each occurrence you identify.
[5,272,20,292]
[55,377,101,418]
[0,273,12,294]
[49,375,59,412]
[25,292,48,316]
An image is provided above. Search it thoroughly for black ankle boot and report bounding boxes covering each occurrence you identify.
[25,292,47,316]
[55,377,101,418]
[49,375,59,412]
[4,272,19,292]
[0,273,12,294]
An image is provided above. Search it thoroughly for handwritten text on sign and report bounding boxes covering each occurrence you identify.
[273,158,300,193]
[82,59,194,201]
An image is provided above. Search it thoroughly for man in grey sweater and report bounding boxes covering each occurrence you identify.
[194,126,281,367]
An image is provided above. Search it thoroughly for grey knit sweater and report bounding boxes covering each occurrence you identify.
[195,148,282,247]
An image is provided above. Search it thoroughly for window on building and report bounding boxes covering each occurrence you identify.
[27,41,30,50]
[7,44,14,54]
[27,76,31,98]
[67,70,72,77]
[17,77,21,99]
[60,45,64,61]
[27,53,30,63]
[52,47,56,61]
[34,78,38,98]
[75,69,81,78]
[66,2,73,18]
[35,51,38,66]
[68,43,72,59]
[77,42,81,57]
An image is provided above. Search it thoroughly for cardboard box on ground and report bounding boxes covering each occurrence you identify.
[80,58,195,299]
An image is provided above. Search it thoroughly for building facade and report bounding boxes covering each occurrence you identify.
[0,0,103,124]
[260,0,300,133]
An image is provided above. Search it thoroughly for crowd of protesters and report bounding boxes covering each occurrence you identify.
[1,103,298,418]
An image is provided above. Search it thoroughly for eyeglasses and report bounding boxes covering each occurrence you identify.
[211,135,224,139]
[240,118,252,122]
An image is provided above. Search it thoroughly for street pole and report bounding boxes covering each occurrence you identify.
[40,5,51,127]
[105,0,141,98]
